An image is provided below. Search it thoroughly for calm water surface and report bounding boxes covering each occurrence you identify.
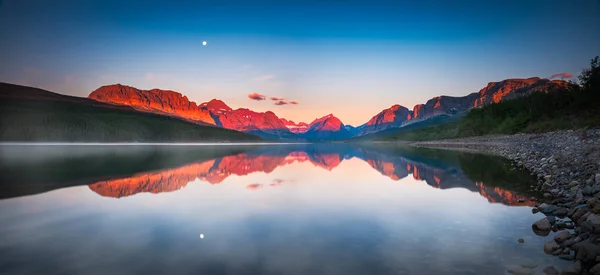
[0,144,567,274]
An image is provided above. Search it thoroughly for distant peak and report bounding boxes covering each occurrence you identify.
[201,98,232,111]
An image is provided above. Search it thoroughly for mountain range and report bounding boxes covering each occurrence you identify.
[88,77,569,140]
[86,144,535,206]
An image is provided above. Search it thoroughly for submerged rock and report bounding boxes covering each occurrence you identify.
[544,240,560,254]
[542,266,559,275]
[506,265,534,275]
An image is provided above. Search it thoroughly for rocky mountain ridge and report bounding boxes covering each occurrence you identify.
[88,77,569,139]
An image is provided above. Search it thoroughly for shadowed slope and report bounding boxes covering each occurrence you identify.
[0,83,261,142]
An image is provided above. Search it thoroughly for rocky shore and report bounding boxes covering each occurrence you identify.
[411,128,600,275]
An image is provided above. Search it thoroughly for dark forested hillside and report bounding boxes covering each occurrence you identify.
[0,83,262,142]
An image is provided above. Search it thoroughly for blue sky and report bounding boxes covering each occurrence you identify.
[0,0,599,125]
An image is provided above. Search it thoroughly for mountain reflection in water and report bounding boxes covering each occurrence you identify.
[85,144,536,206]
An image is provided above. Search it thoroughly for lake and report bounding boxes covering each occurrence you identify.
[0,144,568,274]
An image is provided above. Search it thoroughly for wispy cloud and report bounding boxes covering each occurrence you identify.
[274,100,288,105]
[269,179,285,187]
[289,101,299,105]
[549,72,573,79]
[270,97,285,101]
[246,183,263,190]
[252,74,276,82]
[248,92,267,101]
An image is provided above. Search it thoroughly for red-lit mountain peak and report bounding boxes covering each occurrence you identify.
[200,99,232,113]
[88,84,216,125]
[309,114,344,132]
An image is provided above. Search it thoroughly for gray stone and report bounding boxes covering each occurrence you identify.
[578,212,591,225]
[562,239,576,247]
[568,181,579,188]
[554,231,572,243]
[573,239,600,262]
[571,208,588,222]
[588,213,600,227]
[534,218,552,235]
[544,240,560,254]
[553,207,568,217]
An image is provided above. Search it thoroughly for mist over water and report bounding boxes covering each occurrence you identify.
[0,144,567,274]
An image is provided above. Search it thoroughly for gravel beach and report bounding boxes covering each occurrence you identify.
[412,128,600,274]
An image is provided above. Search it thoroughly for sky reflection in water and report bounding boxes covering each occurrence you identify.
[0,144,567,275]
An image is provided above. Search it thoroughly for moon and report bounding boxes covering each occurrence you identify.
[200,233,204,239]
[202,41,207,46]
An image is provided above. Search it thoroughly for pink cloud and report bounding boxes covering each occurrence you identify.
[289,101,299,105]
[274,100,288,105]
[270,97,285,101]
[246,183,263,190]
[273,179,284,184]
[248,93,266,101]
[549,72,573,79]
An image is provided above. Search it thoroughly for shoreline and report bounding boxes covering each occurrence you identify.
[410,128,600,274]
